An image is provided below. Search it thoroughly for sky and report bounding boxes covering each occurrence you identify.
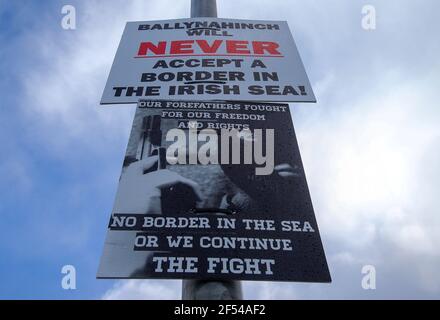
[0,0,439,299]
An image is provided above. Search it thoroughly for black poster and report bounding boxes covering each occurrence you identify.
[97,100,331,282]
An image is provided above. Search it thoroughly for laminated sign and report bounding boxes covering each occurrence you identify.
[97,100,331,282]
[101,18,316,104]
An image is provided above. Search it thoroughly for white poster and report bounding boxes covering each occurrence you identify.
[101,18,316,104]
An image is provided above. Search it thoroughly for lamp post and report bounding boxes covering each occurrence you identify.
[181,0,243,300]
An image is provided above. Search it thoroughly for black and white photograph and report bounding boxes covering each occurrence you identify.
[98,100,331,283]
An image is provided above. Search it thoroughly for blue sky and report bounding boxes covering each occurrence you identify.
[1,0,440,299]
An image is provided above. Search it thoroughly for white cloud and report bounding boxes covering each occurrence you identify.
[19,0,188,156]
[301,67,440,245]
[294,63,440,297]
[103,280,181,300]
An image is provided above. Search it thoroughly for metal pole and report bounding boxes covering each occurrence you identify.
[182,0,243,300]
[191,0,217,17]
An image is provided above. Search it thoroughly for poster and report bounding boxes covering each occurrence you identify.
[101,18,316,104]
[97,100,330,282]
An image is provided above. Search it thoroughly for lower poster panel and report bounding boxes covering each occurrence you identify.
[97,100,331,282]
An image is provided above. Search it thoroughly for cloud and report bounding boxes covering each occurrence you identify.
[103,280,181,300]
[19,0,189,157]
[297,65,440,298]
